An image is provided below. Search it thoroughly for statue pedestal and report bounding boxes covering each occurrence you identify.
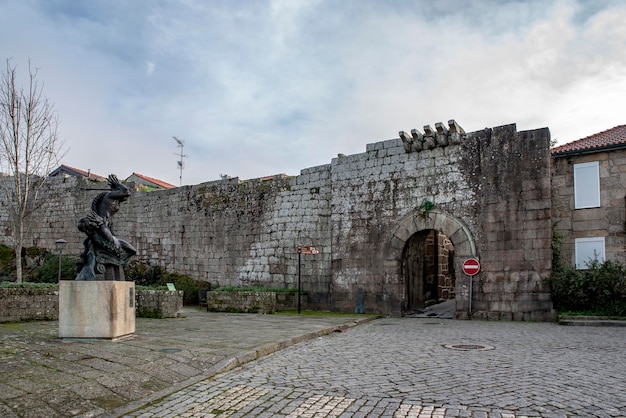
[59,281,135,339]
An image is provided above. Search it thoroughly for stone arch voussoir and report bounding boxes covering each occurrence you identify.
[384,208,476,271]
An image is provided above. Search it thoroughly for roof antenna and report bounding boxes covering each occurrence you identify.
[172,136,187,186]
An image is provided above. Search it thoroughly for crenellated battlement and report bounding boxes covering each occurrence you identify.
[399,119,466,153]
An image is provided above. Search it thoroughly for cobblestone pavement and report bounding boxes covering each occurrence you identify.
[125,318,626,418]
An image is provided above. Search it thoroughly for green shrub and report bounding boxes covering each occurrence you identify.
[550,260,626,316]
[125,262,168,287]
[25,246,46,258]
[28,254,78,283]
[0,244,15,279]
[163,274,206,305]
[0,244,80,282]
[124,262,210,305]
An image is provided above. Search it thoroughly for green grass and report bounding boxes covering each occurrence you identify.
[558,310,597,316]
[136,285,169,290]
[0,281,58,289]
[558,310,626,319]
[276,310,380,318]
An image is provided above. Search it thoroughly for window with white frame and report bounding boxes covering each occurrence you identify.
[575,237,605,269]
[574,161,600,209]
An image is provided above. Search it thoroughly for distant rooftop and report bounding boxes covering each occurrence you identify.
[49,164,106,180]
[552,125,626,156]
[127,172,176,189]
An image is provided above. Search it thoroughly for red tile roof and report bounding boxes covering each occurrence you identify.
[552,125,626,156]
[49,164,106,180]
[130,172,176,189]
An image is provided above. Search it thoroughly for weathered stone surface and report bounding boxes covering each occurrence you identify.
[0,288,183,322]
[0,287,59,322]
[58,281,135,338]
[206,291,304,313]
[136,289,183,318]
[0,122,554,319]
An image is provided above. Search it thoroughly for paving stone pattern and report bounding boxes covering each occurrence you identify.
[0,309,370,418]
[126,319,626,418]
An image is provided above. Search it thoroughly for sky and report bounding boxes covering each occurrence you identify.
[0,0,625,187]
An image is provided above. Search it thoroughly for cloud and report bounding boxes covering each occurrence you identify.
[146,62,155,76]
[0,0,624,185]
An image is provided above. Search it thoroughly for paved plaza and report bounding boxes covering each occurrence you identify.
[1,308,625,417]
[123,316,626,418]
[0,308,372,418]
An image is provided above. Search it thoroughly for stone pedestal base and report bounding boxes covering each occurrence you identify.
[59,281,135,339]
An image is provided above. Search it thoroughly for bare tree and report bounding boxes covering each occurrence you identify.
[0,58,65,282]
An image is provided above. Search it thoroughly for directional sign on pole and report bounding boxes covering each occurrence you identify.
[462,258,480,276]
[297,246,320,254]
[295,246,320,314]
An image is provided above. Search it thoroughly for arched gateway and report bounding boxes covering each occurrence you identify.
[383,209,475,317]
[327,122,555,320]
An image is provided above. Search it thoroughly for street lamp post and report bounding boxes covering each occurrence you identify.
[55,239,67,281]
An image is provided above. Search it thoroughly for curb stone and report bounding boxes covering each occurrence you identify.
[101,315,380,418]
[558,318,626,327]
[558,314,626,327]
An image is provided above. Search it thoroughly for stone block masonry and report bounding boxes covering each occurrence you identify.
[206,291,304,314]
[136,289,183,318]
[0,121,555,319]
[0,287,59,322]
[0,288,183,322]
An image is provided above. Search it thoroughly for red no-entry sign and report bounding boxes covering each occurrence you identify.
[463,258,480,276]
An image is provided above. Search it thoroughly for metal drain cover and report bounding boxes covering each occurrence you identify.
[443,344,494,351]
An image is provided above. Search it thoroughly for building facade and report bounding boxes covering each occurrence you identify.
[551,125,626,269]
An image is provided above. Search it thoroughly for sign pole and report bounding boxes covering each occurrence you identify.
[462,258,481,315]
[297,251,302,314]
[295,246,319,315]
[469,275,473,313]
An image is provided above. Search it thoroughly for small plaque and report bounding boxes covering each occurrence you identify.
[166,283,176,291]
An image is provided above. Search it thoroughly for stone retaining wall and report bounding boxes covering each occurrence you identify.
[0,287,183,322]
[0,288,59,322]
[206,291,305,313]
[136,289,183,318]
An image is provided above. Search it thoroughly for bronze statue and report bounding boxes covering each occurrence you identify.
[76,174,136,280]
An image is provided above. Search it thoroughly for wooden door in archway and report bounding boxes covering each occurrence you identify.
[403,229,455,312]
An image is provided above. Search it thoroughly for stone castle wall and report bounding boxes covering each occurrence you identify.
[460,126,553,320]
[0,121,554,319]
